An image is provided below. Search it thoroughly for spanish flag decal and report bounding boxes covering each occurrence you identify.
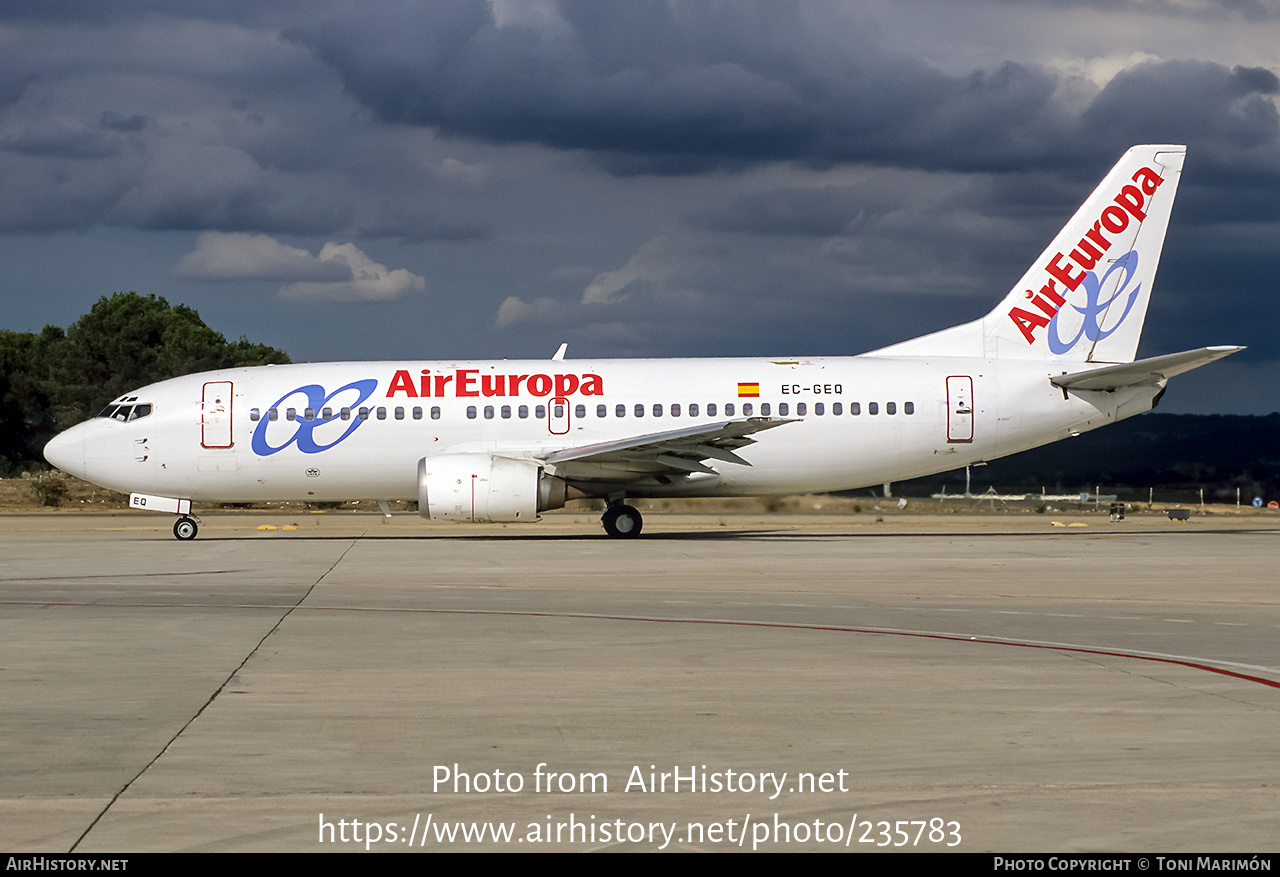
[737,382,760,397]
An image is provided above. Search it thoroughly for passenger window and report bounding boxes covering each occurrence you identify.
[250,408,260,422]
[484,405,495,419]
[341,407,352,421]
[269,408,279,421]
[431,406,441,420]
[634,404,644,418]
[707,403,717,417]
[779,402,789,416]
[597,404,607,417]
[886,402,896,415]
[467,406,477,419]
[553,404,564,418]
[616,404,626,417]
[287,408,298,421]
[653,404,662,417]
[536,405,546,419]
[850,402,860,415]
[394,407,405,420]
[575,404,586,418]
[376,407,386,420]
[760,402,770,416]
[815,402,824,416]
[412,407,422,420]
[742,403,753,416]
[502,405,512,419]
[797,402,807,416]
[724,403,734,416]
[689,403,699,417]
[671,403,681,417]
[832,402,842,415]
[869,402,879,415]
[357,407,368,420]
[322,407,333,421]
[518,405,529,419]
[904,401,914,415]
[304,408,315,421]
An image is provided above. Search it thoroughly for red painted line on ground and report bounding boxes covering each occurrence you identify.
[11,599,1278,689]
[307,605,1280,690]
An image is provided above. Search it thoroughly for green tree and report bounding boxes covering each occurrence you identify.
[0,326,64,473]
[1,292,290,474]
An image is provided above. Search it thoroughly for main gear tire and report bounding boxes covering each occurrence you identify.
[602,504,643,538]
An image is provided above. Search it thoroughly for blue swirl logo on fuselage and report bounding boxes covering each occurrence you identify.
[250,379,378,456]
[1047,251,1142,355]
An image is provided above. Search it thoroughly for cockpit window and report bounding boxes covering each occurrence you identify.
[97,403,153,421]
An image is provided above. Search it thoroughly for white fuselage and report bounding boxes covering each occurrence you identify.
[47,354,1158,504]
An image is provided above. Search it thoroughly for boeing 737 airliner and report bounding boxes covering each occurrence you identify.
[44,145,1241,539]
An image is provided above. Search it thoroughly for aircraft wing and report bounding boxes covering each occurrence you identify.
[1050,346,1244,392]
[543,417,796,480]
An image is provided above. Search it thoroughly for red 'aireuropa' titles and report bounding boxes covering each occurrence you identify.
[386,368,604,399]
[1007,164,1165,345]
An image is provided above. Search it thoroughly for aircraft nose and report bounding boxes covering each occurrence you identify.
[44,426,87,479]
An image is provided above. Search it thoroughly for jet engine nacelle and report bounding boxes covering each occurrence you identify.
[417,453,568,523]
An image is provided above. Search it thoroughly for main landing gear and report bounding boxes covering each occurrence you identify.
[601,503,642,539]
[173,516,199,541]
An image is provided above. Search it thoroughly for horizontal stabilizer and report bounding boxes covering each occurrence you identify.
[1050,346,1244,392]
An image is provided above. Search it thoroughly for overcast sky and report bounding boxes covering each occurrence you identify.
[2,0,1276,414]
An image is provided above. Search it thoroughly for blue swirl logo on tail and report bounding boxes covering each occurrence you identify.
[1047,251,1142,355]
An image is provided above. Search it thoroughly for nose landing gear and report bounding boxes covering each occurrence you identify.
[173,517,199,541]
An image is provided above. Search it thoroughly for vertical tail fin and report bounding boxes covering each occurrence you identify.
[872,145,1186,363]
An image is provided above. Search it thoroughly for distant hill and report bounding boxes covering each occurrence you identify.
[892,413,1280,504]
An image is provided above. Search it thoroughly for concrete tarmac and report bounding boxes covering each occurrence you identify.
[1,510,1277,852]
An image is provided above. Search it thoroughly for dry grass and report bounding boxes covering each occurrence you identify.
[1,470,1270,518]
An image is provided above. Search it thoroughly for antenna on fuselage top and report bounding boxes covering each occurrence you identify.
[552,342,568,361]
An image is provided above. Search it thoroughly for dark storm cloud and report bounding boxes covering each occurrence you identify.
[358,208,490,244]
[971,0,1280,21]
[0,110,145,159]
[296,1,1280,184]
[0,9,357,236]
[1081,62,1279,159]
[0,135,353,235]
[294,1,1072,173]
[691,187,865,238]
[0,75,34,110]
[0,0,334,26]
[98,112,148,133]
[1073,61,1280,237]
[0,1,125,24]
[4,1,1275,239]
[0,122,121,159]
